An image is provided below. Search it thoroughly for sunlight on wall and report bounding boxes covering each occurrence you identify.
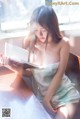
[69,37,75,47]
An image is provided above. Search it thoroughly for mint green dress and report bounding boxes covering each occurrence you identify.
[32,62,80,109]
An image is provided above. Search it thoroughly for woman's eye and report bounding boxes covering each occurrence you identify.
[41,29,47,33]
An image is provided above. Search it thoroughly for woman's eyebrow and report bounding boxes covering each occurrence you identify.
[40,28,47,30]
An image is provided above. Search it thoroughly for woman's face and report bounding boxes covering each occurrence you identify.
[33,23,48,43]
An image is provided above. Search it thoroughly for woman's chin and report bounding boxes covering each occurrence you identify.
[39,39,46,43]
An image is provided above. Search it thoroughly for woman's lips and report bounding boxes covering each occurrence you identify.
[39,37,45,40]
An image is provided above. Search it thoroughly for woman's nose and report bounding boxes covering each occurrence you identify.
[39,31,43,36]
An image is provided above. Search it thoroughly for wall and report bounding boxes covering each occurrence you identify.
[63,29,80,56]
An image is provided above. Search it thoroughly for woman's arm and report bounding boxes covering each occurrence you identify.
[23,36,31,49]
[43,40,70,111]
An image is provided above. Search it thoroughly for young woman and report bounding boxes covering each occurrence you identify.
[23,5,80,119]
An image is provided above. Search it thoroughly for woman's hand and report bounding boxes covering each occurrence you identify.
[0,54,6,65]
[8,58,21,67]
[5,58,23,76]
[43,96,57,113]
[23,68,32,77]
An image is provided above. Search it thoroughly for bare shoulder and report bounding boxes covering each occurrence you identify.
[59,37,70,50]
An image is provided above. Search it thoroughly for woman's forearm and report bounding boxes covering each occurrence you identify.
[45,73,63,100]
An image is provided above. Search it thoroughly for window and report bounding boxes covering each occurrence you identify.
[0,0,45,31]
[0,0,80,33]
[46,0,80,24]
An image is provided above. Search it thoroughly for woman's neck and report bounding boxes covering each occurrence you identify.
[35,37,56,51]
[35,39,46,49]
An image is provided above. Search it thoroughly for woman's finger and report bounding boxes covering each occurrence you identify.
[47,102,57,113]
[43,100,57,113]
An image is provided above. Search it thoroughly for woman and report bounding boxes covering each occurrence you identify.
[23,6,80,119]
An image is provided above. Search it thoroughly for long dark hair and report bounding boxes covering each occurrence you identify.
[30,5,62,43]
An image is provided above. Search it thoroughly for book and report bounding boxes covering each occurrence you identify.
[4,42,41,69]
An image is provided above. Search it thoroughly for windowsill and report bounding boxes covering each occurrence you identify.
[0,29,28,40]
[0,22,80,40]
